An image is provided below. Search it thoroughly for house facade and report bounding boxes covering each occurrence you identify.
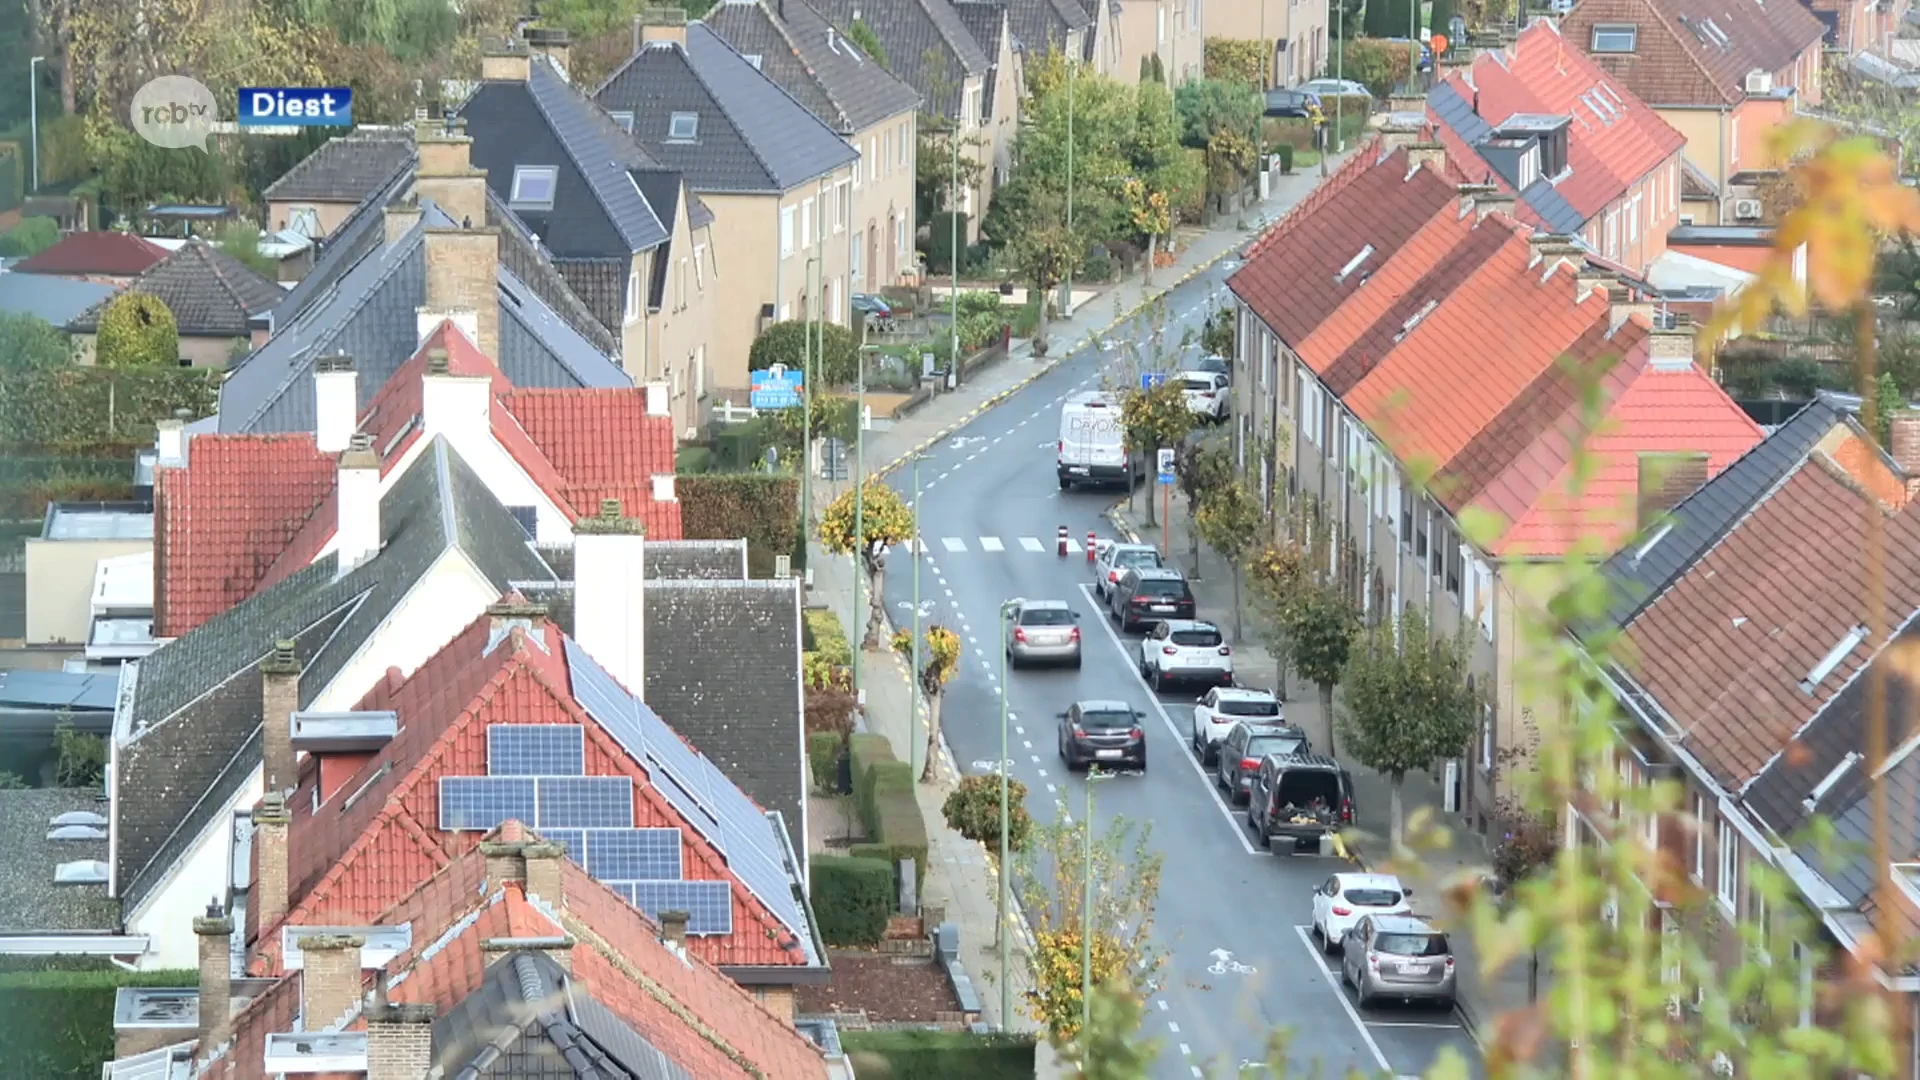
[1204,0,1327,87]
[1113,0,1206,84]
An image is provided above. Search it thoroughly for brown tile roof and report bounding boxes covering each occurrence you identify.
[67,238,284,336]
[261,130,416,204]
[11,231,167,276]
[1560,0,1824,107]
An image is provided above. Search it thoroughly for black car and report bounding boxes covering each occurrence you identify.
[1214,721,1310,804]
[1056,699,1147,772]
[1108,567,1196,633]
[1263,88,1321,118]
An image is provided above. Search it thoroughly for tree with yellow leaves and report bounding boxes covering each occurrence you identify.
[890,624,960,781]
[818,480,915,650]
[1123,178,1173,287]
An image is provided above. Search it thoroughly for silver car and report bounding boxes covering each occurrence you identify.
[1339,914,1457,1010]
[1005,599,1082,668]
[1092,541,1163,601]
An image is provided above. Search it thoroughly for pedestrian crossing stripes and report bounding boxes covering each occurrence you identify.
[897,536,1083,555]
[1019,537,1045,553]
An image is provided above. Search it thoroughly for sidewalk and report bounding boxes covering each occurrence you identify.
[1107,488,1548,1045]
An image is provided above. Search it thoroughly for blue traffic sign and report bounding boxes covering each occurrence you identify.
[1140,371,1167,390]
[750,364,805,409]
[1157,447,1176,485]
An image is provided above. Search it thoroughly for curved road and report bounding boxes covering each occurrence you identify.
[879,260,1485,1079]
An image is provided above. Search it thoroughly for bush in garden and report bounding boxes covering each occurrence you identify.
[941,774,1033,853]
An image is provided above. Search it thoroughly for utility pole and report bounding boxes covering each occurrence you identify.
[949,109,961,387]
[1062,58,1075,320]
[909,455,924,779]
[996,598,1020,1031]
[1335,0,1347,153]
[28,57,43,193]
[1081,770,1099,1059]
[801,254,817,547]
[852,350,865,700]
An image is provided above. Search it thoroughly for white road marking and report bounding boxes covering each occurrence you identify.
[1023,740,1032,749]
[968,635,979,645]
[1063,537,1082,554]
[1037,768,1048,777]
[1078,584,1258,856]
[1157,1001,1168,1012]
[1046,782,1057,794]
[1191,1069,1204,1079]
[1179,1043,1192,1057]
[945,588,955,597]
[1291,926,1393,1074]
[1368,1022,1467,1030]
[1167,1021,1180,1034]
[1014,725,1024,735]
[1019,536,1046,552]
[942,537,968,553]
[980,536,1005,552]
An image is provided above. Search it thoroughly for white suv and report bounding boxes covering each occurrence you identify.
[1190,686,1283,764]
[1137,619,1232,690]
[1311,872,1414,954]
[1179,371,1229,422]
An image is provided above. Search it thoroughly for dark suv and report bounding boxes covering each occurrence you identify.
[1213,721,1309,804]
[1108,567,1195,632]
[1247,753,1355,853]
[1056,699,1147,772]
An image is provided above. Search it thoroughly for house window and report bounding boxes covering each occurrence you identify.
[780,207,796,258]
[1480,703,1493,772]
[899,123,909,166]
[834,182,849,233]
[1415,504,1428,560]
[1792,941,1813,1026]
[1692,794,1706,880]
[610,111,635,133]
[1670,162,1679,212]
[692,244,705,288]
[694,344,707,399]
[869,137,878,181]
[801,198,814,248]
[1628,194,1642,243]
[1716,816,1738,913]
[883,129,893,175]
[1591,24,1637,52]
[1445,538,1461,595]
[1158,5,1167,42]
[1730,118,1739,167]
[966,86,983,129]
[668,111,699,141]
[625,270,641,324]
[508,506,539,538]
[1747,878,1770,961]
[851,240,863,283]
[287,206,321,238]
[1604,211,1618,257]
[895,213,908,255]
[1399,483,1413,546]
[676,257,688,310]
[509,166,558,210]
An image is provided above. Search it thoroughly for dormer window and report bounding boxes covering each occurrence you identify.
[610,111,635,133]
[669,112,699,141]
[1591,24,1636,52]
[509,166,558,211]
[1517,144,1541,189]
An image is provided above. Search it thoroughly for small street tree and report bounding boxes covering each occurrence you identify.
[1338,605,1480,848]
[95,292,179,368]
[1173,439,1230,575]
[1288,578,1359,757]
[1118,379,1193,526]
[818,480,915,650]
[1245,541,1308,696]
[1015,806,1164,1042]
[1005,185,1082,352]
[1193,478,1264,644]
[1200,304,1235,359]
[941,774,1033,854]
[891,624,961,781]
[1122,179,1172,287]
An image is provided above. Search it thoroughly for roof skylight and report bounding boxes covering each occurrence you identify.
[1803,751,1862,811]
[668,111,699,141]
[1800,625,1867,694]
[1335,244,1375,283]
[509,166,558,211]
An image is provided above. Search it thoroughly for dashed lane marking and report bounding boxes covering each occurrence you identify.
[1019,536,1046,552]
[979,536,1005,552]
[942,537,968,553]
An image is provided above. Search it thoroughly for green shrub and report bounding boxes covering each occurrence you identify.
[942,774,1033,852]
[852,784,930,894]
[955,290,1004,316]
[859,760,914,834]
[804,609,852,668]
[675,445,714,474]
[0,216,59,258]
[848,733,897,813]
[1276,144,1295,174]
[748,319,860,387]
[676,473,799,577]
[0,367,216,447]
[0,967,199,1079]
[843,1030,1038,1080]
[808,731,848,794]
[812,855,894,945]
[95,292,179,368]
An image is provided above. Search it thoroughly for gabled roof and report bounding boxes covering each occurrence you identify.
[951,2,1008,118]
[261,129,418,204]
[457,57,670,258]
[810,0,991,120]
[501,387,681,538]
[260,612,821,974]
[11,231,167,277]
[68,238,284,337]
[115,438,558,912]
[1000,0,1092,56]
[1561,0,1824,107]
[702,0,923,136]
[595,24,859,196]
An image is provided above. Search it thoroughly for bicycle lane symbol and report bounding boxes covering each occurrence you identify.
[1207,948,1256,976]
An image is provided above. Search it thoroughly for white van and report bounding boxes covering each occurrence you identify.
[1057,392,1138,490]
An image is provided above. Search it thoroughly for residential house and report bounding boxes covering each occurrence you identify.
[998,0,1094,67]
[1112,0,1206,85]
[595,18,862,400]
[701,0,924,294]
[811,0,1001,240]
[1227,135,1761,828]
[1806,0,1911,54]
[1426,21,1689,275]
[0,270,115,328]
[1560,0,1824,225]
[23,501,152,650]
[261,129,416,241]
[1073,0,1121,75]
[99,826,833,1078]
[456,36,718,440]
[9,231,167,283]
[67,239,285,368]
[1203,0,1326,87]
[951,2,1023,186]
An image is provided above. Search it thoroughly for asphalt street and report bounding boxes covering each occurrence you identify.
[879,261,1486,1079]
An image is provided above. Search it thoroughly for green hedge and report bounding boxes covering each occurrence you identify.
[676,473,799,578]
[842,1030,1038,1079]
[807,730,846,795]
[0,367,219,447]
[849,733,896,812]
[810,855,894,946]
[804,608,852,668]
[854,787,929,894]
[0,968,199,1079]
[859,760,913,831]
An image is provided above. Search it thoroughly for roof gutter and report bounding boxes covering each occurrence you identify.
[721,962,833,985]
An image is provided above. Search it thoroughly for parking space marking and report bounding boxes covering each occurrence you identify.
[1290,926,1392,1074]
[1077,583,1258,856]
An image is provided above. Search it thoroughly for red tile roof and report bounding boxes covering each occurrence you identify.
[501,388,682,538]
[12,231,167,276]
[1560,0,1825,108]
[153,435,338,637]
[255,607,808,975]
[197,958,302,1078]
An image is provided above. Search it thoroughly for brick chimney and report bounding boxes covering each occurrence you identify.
[1608,285,1655,335]
[423,227,500,360]
[1574,264,1615,303]
[1469,188,1515,221]
[313,355,358,455]
[1648,312,1697,371]
[573,500,647,695]
[412,128,487,231]
[525,27,572,81]
[1380,120,1424,150]
[194,902,234,1058]
[297,934,366,1030]
[260,640,301,796]
[481,39,531,81]
[1637,452,1710,531]
[337,434,382,573]
[366,1002,436,1080]
[481,835,529,893]
[1889,413,1920,498]
[523,840,566,905]
[155,415,188,469]
[421,347,492,446]
[638,5,689,48]
[1406,142,1448,173]
[253,791,292,933]
[384,199,422,246]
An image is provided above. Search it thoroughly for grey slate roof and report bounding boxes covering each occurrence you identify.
[810,0,990,119]
[488,187,623,357]
[594,24,860,195]
[1001,0,1091,57]
[647,539,751,579]
[1428,83,1586,235]
[261,130,416,204]
[113,438,557,910]
[432,950,695,1080]
[0,271,116,325]
[702,0,923,135]
[950,2,1007,119]
[271,159,416,325]
[220,203,629,435]
[0,788,118,934]
[67,239,284,337]
[457,58,670,258]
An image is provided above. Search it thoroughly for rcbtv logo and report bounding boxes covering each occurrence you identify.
[130,76,218,150]
[238,87,354,128]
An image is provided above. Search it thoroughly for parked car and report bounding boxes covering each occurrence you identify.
[1311,872,1413,953]
[1005,598,1081,668]
[1214,721,1309,804]
[852,292,895,333]
[1179,370,1230,422]
[1138,619,1233,689]
[1189,353,1231,383]
[1339,914,1456,1010]
[1108,567,1195,633]
[1263,88,1320,118]
[1056,699,1147,772]
[1246,752,1354,852]
[1190,686,1282,764]
[1092,540,1164,601]
[1299,78,1372,101]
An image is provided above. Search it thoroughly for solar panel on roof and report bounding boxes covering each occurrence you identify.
[625,880,734,935]
[539,828,586,863]
[489,725,586,777]
[585,828,683,880]
[535,776,633,828]
[440,776,538,830]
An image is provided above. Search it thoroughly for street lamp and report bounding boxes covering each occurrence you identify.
[851,345,874,699]
[949,114,961,387]
[28,57,44,195]
[1080,766,1114,1057]
[1061,57,1075,320]
[801,254,821,545]
[908,454,926,779]
[996,596,1022,1031]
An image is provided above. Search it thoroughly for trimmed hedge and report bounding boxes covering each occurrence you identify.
[845,734,929,894]
[676,473,799,578]
[859,760,913,831]
[808,731,847,794]
[804,608,853,668]
[849,733,896,811]
[0,967,199,1079]
[810,855,894,945]
[842,1030,1038,1079]
[0,367,219,447]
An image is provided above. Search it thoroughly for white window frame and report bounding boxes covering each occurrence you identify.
[1748,879,1770,963]
[625,269,641,324]
[883,128,893,175]
[869,137,879,181]
[675,257,688,311]
[899,123,909,166]
[851,239,863,284]
[852,147,862,189]
[1692,793,1706,881]
[1670,162,1679,212]
[692,244,705,288]
[780,206,796,258]
[1604,211,1618,257]
[1590,24,1637,52]
[1628,194,1642,243]
[834,181,850,234]
[1716,816,1738,914]
[609,110,634,133]
[1480,703,1494,772]
[1476,562,1494,640]
[509,165,558,210]
[668,111,699,141]
[968,86,983,129]
[800,198,814,248]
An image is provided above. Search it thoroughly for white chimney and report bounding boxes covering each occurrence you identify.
[337,434,382,573]
[416,308,481,348]
[650,475,676,502]
[420,347,492,444]
[314,356,359,455]
[155,413,189,467]
[645,382,670,417]
[573,499,646,695]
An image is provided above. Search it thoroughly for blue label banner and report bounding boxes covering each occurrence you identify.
[750,365,805,410]
[238,87,354,127]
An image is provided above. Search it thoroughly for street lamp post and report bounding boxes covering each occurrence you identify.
[1080,767,1108,1057]
[909,455,925,779]
[1062,58,1075,320]
[28,57,44,194]
[949,116,960,387]
[801,255,820,545]
[996,597,1021,1031]
[852,347,869,698]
